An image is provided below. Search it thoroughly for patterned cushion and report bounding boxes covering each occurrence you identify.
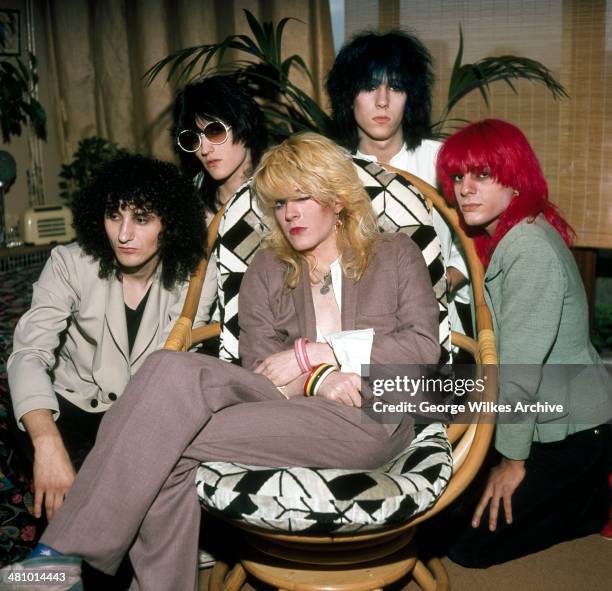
[195,423,452,534]
[353,158,449,363]
[215,159,450,365]
[214,182,269,362]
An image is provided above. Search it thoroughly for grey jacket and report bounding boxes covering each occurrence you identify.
[8,243,211,425]
[484,217,611,459]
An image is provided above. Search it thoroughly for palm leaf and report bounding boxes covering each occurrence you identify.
[144,46,203,85]
[447,56,567,113]
[245,70,330,130]
[439,25,568,129]
[144,10,310,91]
[144,9,326,136]
[281,54,314,86]
[274,17,294,65]
[244,9,270,58]
[447,26,466,104]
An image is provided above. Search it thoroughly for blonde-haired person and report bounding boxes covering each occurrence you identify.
[248,132,439,393]
[254,131,378,288]
[3,133,441,590]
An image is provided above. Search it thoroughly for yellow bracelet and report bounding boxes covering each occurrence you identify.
[304,363,337,396]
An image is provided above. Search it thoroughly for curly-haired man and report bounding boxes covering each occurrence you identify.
[7,154,210,521]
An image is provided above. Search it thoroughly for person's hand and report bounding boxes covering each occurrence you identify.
[255,349,303,386]
[472,457,526,531]
[317,372,362,407]
[32,437,76,521]
[447,266,468,293]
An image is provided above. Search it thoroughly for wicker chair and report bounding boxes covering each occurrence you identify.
[163,170,498,591]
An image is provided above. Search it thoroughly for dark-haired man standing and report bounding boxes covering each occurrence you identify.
[326,31,471,345]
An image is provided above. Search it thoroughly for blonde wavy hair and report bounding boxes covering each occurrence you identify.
[253,132,379,289]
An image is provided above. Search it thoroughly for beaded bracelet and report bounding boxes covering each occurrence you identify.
[294,337,312,373]
[303,363,337,397]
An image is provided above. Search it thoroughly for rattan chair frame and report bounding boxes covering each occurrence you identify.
[164,171,498,591]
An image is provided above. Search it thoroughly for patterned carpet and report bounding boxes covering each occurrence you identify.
[0,262,45,566]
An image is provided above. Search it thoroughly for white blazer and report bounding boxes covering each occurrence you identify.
[8,243,213,426]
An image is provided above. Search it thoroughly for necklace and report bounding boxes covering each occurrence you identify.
[320,271,332,295]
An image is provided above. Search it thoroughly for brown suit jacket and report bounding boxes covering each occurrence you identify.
[239,233,440,372]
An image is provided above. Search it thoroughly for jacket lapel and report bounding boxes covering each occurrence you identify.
[292,259,358,338]
[292,263,317,342]
[104,276,129,363]
[483,260,502,342]
[130,278,163,365]
[341,272,358,331]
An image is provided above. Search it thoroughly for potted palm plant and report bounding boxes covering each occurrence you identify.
[58,137,129,206]
[145,10,567,140]
[145,10,329,140]
[1,20,47,246]
[0,53,46,144]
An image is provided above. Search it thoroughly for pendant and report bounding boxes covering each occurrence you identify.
[320,272,332,295]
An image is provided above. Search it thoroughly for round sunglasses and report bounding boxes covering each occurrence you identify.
[177,121,232,152]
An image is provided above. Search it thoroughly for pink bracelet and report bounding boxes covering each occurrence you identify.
[294,337,312,373]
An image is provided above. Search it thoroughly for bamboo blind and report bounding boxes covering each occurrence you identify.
[345,0,612,248]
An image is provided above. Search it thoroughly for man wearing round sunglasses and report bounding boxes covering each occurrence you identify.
[175,74,453,366]
[177,120,232,152]
[173,75,270,362]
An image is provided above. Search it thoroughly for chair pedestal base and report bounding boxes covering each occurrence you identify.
[206,532,450,591]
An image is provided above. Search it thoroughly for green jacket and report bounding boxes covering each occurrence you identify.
[484,216,611,459]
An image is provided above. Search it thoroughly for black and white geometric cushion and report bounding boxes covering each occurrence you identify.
[215,183,269,363]
[352,158,450,363]
[215,159,450,364]
[195,423,452,534]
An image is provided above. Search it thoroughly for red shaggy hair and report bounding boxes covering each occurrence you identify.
[436,119,574,266]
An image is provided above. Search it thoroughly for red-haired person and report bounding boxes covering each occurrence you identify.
[436,119,612,566]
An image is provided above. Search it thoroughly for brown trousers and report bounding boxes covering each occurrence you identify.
[41,351,413,591]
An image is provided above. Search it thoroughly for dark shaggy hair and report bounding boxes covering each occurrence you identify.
[326,30,434,152]
[72,154,206,289]
[173,74,269,212]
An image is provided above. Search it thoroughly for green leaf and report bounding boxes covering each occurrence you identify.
[144,46,203,85]
[438,28,568,133]
[165,46,210,84]
[447,26,465,105]
[28,97,47,140]
[274,17,294,64]
[58,137,130,203]
[244,10,265,47]
[0,52,47,142]
[235,35,260,56]
[282,54,314,86]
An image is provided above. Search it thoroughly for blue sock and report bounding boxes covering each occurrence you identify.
[29,543,64,558]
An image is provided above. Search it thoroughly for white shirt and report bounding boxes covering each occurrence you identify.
[315,259,374,375]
